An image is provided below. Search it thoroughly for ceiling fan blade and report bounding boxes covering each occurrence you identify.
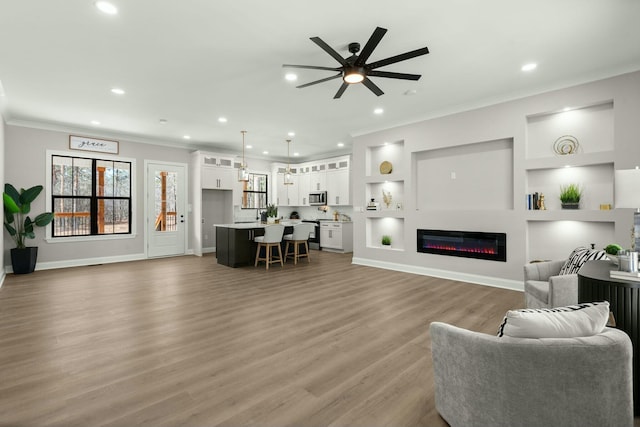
[333,82,349,99]
[282,64,342,71]
[367,70,422,80]
[310,36,348,66]
[362,77,384,96]
[367,46,430,70]
[297,73,342,89]
[355,27,387,66]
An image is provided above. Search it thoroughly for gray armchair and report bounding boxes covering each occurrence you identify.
[430,322,633,427]
[524,259,577,308]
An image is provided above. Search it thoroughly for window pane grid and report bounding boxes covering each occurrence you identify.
[51,155,132,237]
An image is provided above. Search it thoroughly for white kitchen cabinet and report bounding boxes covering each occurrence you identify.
[202,165,235,190]
[298,167,310,206]
[309,162,327,191]
[320,221,353,253]
[326,168,350,206]
[275,166,299,206]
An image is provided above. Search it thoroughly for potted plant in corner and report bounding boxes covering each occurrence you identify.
[559,183,582,209]
[3,184,54,274]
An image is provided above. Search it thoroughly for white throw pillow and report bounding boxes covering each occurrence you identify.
[497,302,610,338]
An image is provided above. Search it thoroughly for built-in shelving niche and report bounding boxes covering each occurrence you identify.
[366,217,404,251]
[413,138,514,211]
[524,100,616,261]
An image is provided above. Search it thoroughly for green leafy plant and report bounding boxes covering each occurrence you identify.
[559,183,582,204]
[605,243,623,255]
[381,235,391,246]
[265,203,278,218]
[3,184,54,249]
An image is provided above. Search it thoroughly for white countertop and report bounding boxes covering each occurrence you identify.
[214,221,303,229]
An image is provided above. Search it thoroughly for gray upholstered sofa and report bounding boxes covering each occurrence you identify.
[430,322,633,427]
[524,259,577,308]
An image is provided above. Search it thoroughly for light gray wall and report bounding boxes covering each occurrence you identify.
[4,125,192,266]
[352,70,640,284]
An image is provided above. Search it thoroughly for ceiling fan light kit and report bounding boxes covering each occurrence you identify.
[283,26,429,99]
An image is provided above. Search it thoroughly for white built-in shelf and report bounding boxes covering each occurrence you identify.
[366,245,404,252]
[525,209,615,222]
[525,151,615,171]
[365,174,404,183]
[364,210,404,218]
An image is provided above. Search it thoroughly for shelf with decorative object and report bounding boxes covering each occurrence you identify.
[525,209,616,222]
[365,140,404,179]
[365,217,404,251]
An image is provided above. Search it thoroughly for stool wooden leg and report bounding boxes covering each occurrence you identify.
[254,244,261,267]
[276,243,283,267]
[266,244,271,270]
[305,241,310,263]
[284,241,290,263]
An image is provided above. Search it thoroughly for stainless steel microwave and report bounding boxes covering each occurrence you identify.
[309,191,327,206]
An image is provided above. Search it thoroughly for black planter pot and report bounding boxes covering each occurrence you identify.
[561,202,580,209]
[11,247,39,274]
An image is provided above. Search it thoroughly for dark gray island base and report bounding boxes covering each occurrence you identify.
[215,224,294,267]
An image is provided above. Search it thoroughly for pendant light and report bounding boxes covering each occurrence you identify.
[238,130,249,182]
[284,139,293,185]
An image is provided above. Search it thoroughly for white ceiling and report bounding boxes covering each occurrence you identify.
[1,0,639,162]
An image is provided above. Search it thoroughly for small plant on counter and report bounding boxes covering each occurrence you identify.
[381,235,391,246]
[265,203,278,218]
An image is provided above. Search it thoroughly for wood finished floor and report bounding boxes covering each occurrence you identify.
[0,251,525,427]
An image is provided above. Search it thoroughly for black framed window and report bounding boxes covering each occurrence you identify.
[51,155,132,237]
[241,173,268,209]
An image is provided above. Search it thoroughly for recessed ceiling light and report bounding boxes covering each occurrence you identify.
[285,73,297,81]
[91,120,101,125]
[294,152,300,157]
[95,1,118,15]
[111,88,125,95]
[383,142,389,145]
[288,131,295,137]
[262,151,269,155]
[521,63,537,72]
[337,142,344,147]
[404,89,418,96]
[218,117,227,123]
[562,107,571,112]
[159,119,168,125]
[374,108,384,115]
[183,135,191,140]
[246,145,252,149]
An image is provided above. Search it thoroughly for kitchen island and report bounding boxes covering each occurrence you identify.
[214,222,295,267]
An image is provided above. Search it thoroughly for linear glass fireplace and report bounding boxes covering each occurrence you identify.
[417,229,507,262]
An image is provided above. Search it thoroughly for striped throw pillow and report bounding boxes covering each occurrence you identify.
[559,247,608,275]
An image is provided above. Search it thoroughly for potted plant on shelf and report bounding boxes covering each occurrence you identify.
[265,203,278,224]
[381,235,392,247]
[3,184,54,274]
[559,183,582,209]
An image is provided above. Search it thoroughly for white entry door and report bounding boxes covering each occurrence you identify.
[146,161,187,257]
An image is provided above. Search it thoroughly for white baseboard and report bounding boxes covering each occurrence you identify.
[351,257,523,292]
[203,246,215,254]
[5,253,147,274]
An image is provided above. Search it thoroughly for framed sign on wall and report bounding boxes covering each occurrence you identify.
[69,135,119,154]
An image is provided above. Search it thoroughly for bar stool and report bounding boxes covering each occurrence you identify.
[254,224,285,269]
[283,223,314,265]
